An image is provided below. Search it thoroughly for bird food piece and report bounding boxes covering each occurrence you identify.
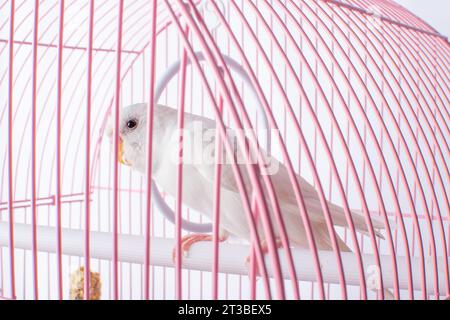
[70,267,101,300]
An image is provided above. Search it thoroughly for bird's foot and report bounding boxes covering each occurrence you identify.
[245,237,283,276]
[172,232,228,264]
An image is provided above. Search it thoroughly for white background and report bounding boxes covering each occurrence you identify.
[394,0,450,38]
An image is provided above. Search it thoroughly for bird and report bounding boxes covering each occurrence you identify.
[108,102,387,250]
[107,102,392,298]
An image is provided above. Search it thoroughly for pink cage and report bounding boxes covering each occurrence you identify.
[0,0,449,300]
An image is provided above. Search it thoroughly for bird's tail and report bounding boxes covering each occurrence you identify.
[326,201,391,240]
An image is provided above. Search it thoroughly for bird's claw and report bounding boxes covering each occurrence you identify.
[172,234,214,264]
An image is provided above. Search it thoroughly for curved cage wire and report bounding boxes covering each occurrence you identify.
[0,0,449,300]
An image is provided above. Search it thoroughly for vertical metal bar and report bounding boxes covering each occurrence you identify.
[175,25,189,300]
[128,68,134,300]
[212,96,224,300]
[55,0,65,299]
[249,193,259,300]
[7,0,16,300]
[112,0,125,300]
[30,0,40,300]
[186,30,192,302]
[84,0,95,301]
[140,52,146,300]
[144,0,158,301]
[161,27,169,302]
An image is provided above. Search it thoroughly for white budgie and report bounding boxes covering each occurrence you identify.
[108,102,395,299]
[108,103,387,256]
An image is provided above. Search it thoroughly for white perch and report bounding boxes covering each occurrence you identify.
[0,222,447,293]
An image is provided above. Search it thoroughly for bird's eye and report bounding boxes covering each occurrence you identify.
[127,119,138,130]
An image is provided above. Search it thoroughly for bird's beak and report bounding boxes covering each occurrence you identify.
[118,137,129,166]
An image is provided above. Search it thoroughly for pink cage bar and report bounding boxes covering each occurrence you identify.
[0,0,448,300]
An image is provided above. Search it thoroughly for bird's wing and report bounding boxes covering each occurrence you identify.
[182,112,253,195]
[182,112,387,237]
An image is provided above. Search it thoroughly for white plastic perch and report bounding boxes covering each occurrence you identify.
[0,222,446,293]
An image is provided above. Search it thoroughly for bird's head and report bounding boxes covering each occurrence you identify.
[107,103,148,172]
